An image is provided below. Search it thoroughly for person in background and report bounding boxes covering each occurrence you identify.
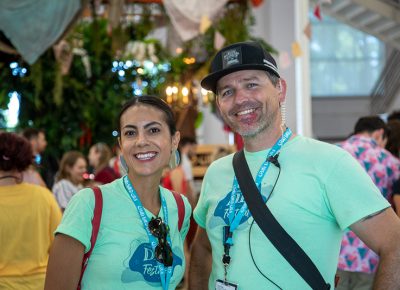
[386,119,400,158]
[88,142,119,185]
[179,137,197,204]
[52,151,88,211]
[386,119,400,216]
[22,128,48,164]
[387,110,400,122]
[162,138,197,289]
[336,116,400,290]
[109,145,127,177]
[45,95,192,290]
[189,41,400,290]
[0,132,62,289]
[21,128,47,187]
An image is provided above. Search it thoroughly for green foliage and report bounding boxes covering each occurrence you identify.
[0,2,275,160]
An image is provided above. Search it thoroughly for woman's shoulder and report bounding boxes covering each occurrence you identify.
[161,187,192,216]
[52,178,74,189]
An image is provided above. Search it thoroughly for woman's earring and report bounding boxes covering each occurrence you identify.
[120,155,128,173]
[169,150,180,169]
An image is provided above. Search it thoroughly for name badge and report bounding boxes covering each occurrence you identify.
[216,279,238,290]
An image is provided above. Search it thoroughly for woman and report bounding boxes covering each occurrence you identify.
[52,151,87,211]
[162,161,188,196]
[0,132,62,289]
[88,142,119,185]
[45,95,192,290]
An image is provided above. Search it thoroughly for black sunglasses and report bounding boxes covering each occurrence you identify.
[148,217,173,267]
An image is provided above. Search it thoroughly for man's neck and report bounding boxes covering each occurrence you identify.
[243,126,284,152]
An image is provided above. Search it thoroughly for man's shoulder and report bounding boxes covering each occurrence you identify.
[288,135,347,157]
[209,152,235,167]
[203,152,235,178]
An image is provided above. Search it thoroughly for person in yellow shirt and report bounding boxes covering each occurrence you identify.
[0,132,62,289]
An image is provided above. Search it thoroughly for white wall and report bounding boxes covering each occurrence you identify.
[196,105,231,145]
[251,0,312,137]
[312,97,371,141]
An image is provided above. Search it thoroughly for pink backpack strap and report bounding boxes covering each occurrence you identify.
[77,187,103,290]
[171,190,185,231]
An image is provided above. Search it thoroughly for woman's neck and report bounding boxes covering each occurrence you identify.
[127,173,162,216]
[0,171,22,186]
[69,177,81,186]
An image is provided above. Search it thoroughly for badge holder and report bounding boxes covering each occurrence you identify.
[215,226,238,290]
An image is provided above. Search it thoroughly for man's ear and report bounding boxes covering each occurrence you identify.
[278,78,287,103]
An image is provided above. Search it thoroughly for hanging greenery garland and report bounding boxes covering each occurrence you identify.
[0,0,275,159]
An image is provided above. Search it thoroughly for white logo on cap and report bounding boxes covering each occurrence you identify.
[263,59,278,73]
[223,49,241,68]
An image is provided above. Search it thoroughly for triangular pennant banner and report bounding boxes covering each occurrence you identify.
[279,51,292,70]
[291,42,303,58]
[200,15,212,34]
[303,22,312,40]
[314,4,322,21]
[214,31,226,50]
[251,0,264,7]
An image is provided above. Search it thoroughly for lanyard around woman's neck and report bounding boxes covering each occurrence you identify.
[123,176,173,290]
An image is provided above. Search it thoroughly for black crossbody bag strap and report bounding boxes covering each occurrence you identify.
[233,150,331,290]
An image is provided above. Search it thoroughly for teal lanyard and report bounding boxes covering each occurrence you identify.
[226,128,292,242]
[123,176,173,290]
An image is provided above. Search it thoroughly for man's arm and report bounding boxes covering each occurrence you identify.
[350,207,400,289]
[189,227,212,290]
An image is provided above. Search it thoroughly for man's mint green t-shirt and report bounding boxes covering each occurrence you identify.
[194,136,389,290]
[56,177,192,290]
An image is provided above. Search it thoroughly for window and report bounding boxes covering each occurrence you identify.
[310,15,385,97]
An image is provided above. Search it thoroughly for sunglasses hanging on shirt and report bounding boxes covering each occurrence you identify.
[148,217,174,267]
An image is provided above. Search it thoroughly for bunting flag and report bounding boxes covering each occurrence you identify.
[200,15,212,34]
[291,42,303,58]
[313,4,322,21]
[251,0,264,7]
[53,40,73,75]
[303,21,312,40]
[279,51,292,69]
[214,30,226,50]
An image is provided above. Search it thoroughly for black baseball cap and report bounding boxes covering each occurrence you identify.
[201,41,280,94]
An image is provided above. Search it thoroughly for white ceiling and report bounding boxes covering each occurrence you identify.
[321,0,400,50]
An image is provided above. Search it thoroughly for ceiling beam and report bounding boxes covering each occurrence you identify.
[323,5,400,50]
[351,0,400,22]
[330,0,352,13]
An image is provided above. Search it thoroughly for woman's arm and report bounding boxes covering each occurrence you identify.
[44,233,85,290]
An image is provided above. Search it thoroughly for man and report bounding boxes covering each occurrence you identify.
[337,116,400,289]
[22,128,48,159]
[189,41,400,290]
[22,128,47,187]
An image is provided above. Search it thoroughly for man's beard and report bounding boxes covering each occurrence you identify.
[222,104,278,139]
